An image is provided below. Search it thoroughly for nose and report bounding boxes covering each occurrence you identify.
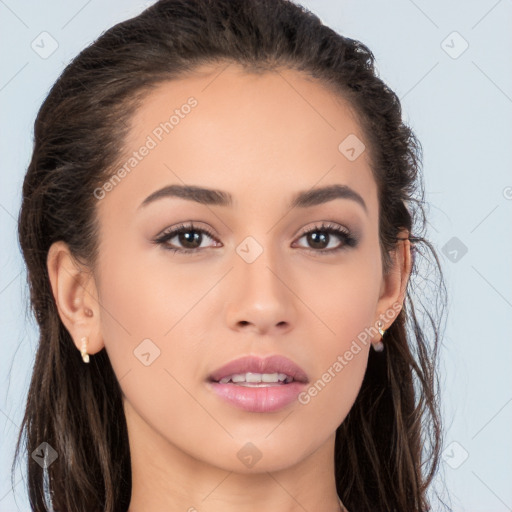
[225,245,298,336]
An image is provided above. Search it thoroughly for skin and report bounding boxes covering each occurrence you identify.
[47,63,411,512]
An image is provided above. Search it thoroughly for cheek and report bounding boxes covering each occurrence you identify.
[297,253,381,346]
[96,235,214,338]
[282,254,380,423]
[94,243,214,394]
[94,250,212,446]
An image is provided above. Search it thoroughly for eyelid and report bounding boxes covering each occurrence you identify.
[296,221,350,238]
[154,221,220,246]
[154,220,358,254]
[293,221,358,251]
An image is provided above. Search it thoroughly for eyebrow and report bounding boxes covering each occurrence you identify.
[139,183,367,213]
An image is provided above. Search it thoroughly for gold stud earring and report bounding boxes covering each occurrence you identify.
[80,336,90,363]
[373,321,386,352]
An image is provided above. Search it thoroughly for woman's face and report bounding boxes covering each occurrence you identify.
[80,64,407,474]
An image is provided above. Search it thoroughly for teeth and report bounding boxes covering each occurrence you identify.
[217,372,293,384]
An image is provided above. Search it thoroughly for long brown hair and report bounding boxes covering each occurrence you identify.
[14,0,448,510]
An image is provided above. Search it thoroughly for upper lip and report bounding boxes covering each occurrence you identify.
[208,355,309,383]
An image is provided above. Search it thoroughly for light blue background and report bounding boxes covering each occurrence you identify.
[1,1,511,511]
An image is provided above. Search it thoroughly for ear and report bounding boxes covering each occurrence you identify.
[375,228,412,332]
[47,241,104,356]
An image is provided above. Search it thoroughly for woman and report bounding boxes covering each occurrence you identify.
[14,0,447,510]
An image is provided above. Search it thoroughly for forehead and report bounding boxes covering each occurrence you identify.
[99,62,377,219]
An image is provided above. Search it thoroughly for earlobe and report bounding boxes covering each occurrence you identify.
[46,241,103,356]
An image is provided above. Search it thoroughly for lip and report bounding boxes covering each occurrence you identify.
[206,380,307,412]
[207,355,309,384]
[205,355,309,413]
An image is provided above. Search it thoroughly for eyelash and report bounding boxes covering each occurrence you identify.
[153,221,358,255]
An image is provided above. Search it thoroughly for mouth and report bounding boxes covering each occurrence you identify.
[207,354,309,385]
[205,354,309,413]
[210,371,296,386]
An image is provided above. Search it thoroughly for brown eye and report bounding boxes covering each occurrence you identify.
[154,222,220,253]
[294,223,358,253]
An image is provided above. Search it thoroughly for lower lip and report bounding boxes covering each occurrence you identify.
[206,381,307,412]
